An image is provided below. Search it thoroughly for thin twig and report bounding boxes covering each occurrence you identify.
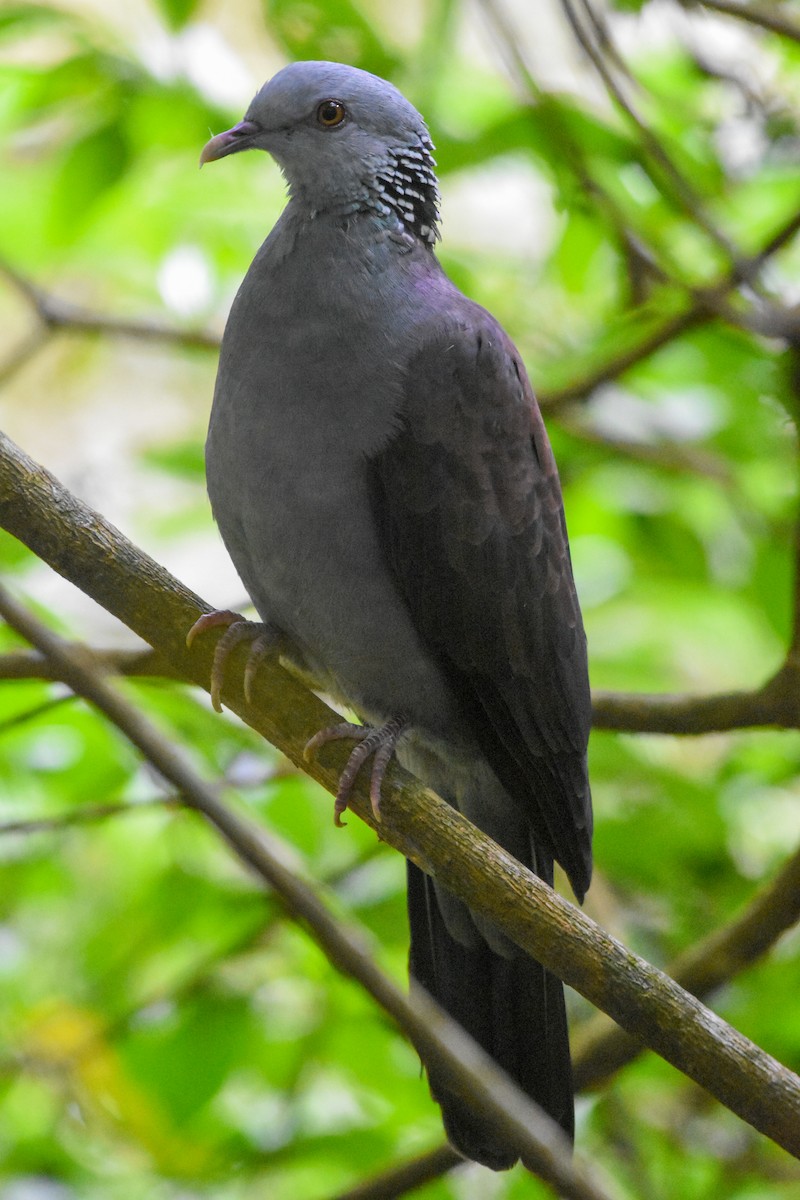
[0,582,617,1200]
[472,0,681,288]
[0,647,181,682]
[539,197,800,408]
[0,693,74,735]
[687,0,800,43]
[0,797,178,837]
[329,1145,462,1200]
[560,0,740,263]
[0,256,220,352]
[559,413,734,482]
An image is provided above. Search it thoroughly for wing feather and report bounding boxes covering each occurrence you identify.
[370,313,593,897]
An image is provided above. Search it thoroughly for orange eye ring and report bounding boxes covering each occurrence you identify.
[316,99,347,128]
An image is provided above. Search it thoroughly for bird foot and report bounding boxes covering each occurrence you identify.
[186,609,278,711]
[304,716,407,826]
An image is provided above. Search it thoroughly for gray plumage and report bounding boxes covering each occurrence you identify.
[199,60,592,1169]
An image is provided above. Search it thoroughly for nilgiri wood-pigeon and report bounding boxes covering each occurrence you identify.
[191,60,593,1170]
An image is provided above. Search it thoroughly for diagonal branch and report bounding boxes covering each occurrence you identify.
[329,1146,461,1200]
[2,430,800,1155]
[538,211,800,407]
[0,581,615,1200]
[684,0,800,42]
[347,829,800,1196]
[0,257,220,352]
[573,836,800,1089]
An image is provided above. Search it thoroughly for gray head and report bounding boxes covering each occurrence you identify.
[201,61,440,245]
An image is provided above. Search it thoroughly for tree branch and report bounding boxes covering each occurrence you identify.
[573,836,800,1089]
[2,430,800,1155]
[592,663,800,733]
[365,829,800,1194]
[0,582,616,1200]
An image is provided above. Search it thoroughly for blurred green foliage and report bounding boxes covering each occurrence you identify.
[1,1,800,1197]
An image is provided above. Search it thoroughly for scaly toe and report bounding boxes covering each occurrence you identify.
[242,629,280,704]
[303,718,407,826]
[303,722,365,763]
[209,620,270,712]
[187,610,277,712]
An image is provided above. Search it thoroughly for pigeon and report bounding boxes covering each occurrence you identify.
[192,60,592,1170]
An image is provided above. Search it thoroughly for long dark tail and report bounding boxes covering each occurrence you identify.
[407,858,573,1170]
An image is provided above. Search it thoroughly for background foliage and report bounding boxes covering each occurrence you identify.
[1,0,800,1197]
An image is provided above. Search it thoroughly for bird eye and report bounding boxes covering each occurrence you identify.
[316,99,346,128]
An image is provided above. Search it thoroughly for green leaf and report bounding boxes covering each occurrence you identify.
[0,4,73,40]
[155,0,203,31]
[50,119,130,239]
[124,992,256,1124]
[262,0,399,77]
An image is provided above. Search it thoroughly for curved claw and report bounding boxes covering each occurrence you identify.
[186,609,276,711]
[304,717,407,826]
[186,609,244,649]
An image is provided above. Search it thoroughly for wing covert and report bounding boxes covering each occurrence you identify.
[370,313,593,896]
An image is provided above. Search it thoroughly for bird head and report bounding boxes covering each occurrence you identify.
[200,61,440,244]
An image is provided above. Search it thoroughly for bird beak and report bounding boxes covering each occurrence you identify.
[199,119,261,166]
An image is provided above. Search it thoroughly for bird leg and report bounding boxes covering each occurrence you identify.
[304,715,407,826]
[186,609,279,711]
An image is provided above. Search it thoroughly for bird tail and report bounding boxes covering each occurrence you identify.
[406,858,573,1170]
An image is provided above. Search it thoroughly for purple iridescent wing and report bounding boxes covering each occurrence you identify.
[370,311,592,897]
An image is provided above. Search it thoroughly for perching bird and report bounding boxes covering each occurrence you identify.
[192,60,592,1169]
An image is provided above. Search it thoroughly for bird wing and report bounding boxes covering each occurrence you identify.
[369,310,593,897]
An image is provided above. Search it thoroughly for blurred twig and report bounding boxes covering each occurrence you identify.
[329,1145,462,1200]
[0,256,219,383]
[561,0,739,263]
[0,581,616,1200]
[473,0,678,291]
[539,198,800,408]
[559,412,735,481]
[683,0,800,42]
[0,797,178,837]
[0,647,182,682]
[0,692,74,734]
